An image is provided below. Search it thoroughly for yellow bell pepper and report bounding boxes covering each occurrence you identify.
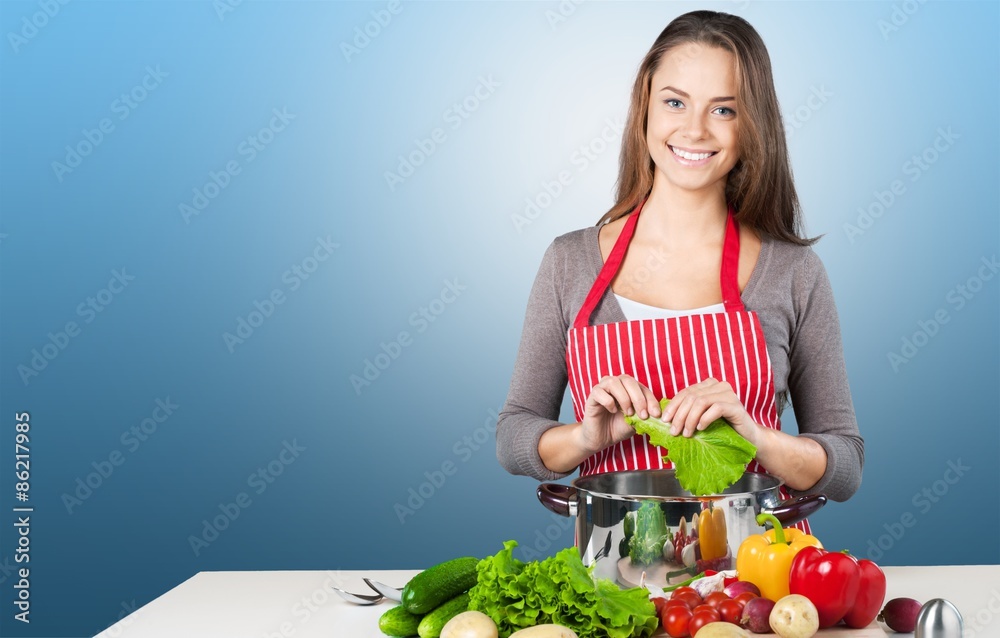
[698,506,728,561]
[735,513,822,601]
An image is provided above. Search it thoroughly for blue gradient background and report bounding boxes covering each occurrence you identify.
[0,0,997,635]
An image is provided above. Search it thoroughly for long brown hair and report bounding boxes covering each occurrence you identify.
[599,10,815,246]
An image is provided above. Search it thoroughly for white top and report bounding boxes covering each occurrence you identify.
[614,294,725,321]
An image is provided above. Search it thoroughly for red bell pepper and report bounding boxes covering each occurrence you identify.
[841,556,887,628]
[788,547,861,628]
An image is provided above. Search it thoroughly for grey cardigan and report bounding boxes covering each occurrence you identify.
[496,225,864,502]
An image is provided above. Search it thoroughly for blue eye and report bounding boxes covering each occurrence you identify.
[714,106,736,116]
[664,99,683,108]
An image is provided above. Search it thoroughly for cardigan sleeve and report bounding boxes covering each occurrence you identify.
[784,249,865,502]
[495,237,577,481]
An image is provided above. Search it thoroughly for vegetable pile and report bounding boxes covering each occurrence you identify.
[625,399,756,496]
[467,540,658,638]
[652,581,762,636]
[735,513,822,602]
[380,556,479,637]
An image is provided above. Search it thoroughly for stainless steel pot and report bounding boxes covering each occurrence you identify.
[537,469,825,589]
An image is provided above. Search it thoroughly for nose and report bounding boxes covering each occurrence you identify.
[681,110,707,140]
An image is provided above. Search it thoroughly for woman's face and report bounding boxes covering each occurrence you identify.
[646,42,740,198]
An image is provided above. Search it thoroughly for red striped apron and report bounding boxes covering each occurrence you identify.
[565,199,810,533]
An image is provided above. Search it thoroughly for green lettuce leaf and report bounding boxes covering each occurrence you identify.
[467,540,657,638]
[625,398,757,496]
[628,501,669,566]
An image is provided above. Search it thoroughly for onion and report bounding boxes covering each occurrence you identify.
[741,597,775,634]
[723,581,761,599]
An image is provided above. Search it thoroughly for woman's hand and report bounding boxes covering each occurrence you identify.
[659,377,828,491]
[577,375,662,455]
[661,377,762,445]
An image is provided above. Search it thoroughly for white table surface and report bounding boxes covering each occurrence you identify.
[95,565,1000,637]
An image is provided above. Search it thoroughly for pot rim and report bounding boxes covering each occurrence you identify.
[570,468,785,501]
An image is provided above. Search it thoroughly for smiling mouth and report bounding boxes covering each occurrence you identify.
[670,145,717,161]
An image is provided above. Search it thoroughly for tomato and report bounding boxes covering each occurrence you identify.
[692,604,716,617]
[703,591,730,610]
[671,586,701,600]
[688,609,721,636]
[719,598,743,624]
[733,591,757,607]
[672,590,702,610]
[664,597,690,610]
[653,597,670,615]
[663,604,693,638]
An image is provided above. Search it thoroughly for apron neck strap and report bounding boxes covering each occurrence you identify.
[720,203,745,313]
[573,200,744,330]
[573,200,644,330]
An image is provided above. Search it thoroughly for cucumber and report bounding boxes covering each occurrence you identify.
[378,604,422,637]
[417,592,470,638]
[401,556,478,615]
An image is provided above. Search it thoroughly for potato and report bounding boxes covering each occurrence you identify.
[440,610,498,638]
[508,625,579,638]
[689,621,750,638]
[769,594,819,638]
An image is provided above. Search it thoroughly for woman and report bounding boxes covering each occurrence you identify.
[496,10,863,531]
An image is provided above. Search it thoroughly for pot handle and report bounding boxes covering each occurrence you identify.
[536,483,578,517]
[764,493,827,527]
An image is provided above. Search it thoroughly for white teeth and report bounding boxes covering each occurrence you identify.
[671,146,714,161]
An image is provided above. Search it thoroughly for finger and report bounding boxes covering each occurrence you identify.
[587,378,627,416]
[667,392,695,436]
[696,403,726,431]
[662,390,684,423]
[691,392,738,434]
[602,377,641,417]
[662,380,707,422]
[674,393,714,437]
[640,383,662,418]
[680,394,714,437]
[618,376,654,419]
[586,387,619,415]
